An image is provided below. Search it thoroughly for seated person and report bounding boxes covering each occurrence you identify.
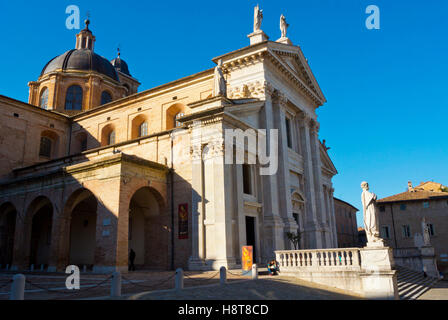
[267,259,280,276]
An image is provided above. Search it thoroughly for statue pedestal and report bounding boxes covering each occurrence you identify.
[276,37,292,45]
[420,246,440,278]
[248,30,269,45]
[360,245,399,300]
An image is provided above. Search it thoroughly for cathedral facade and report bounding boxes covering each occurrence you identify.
[0,19,338,272]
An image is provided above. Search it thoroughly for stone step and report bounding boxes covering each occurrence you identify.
[397,270,418,278]
[400,278,439,300]
[397,274,427,289]
[396,266,439,300]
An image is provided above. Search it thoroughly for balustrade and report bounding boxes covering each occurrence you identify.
[275,248,361,271]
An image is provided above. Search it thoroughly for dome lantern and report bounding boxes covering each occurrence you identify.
[75,19,96,51]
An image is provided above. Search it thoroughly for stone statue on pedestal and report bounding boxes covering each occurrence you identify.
[214,59,226,97]
[361,181,383,245]
[254,4,263,32]
[280,14,289,38]
[422,217,431,246]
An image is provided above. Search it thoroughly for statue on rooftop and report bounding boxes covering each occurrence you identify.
[280,14,289,38]
[254,5,263,32]
[214,59,227,97]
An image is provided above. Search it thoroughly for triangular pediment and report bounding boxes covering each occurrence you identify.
[268,44,326,105]
[320,143,337,176]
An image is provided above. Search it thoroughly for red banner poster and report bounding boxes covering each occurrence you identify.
[178,203,188,239]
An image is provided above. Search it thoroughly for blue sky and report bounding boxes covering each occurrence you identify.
[1,1,447,227]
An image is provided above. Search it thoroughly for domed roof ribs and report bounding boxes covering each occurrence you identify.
[62,50,76,70]
[39,19,120,82]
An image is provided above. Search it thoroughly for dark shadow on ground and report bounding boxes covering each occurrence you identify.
[126,275,364,300]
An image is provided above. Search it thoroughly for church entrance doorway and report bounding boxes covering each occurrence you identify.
[245,216,256,263]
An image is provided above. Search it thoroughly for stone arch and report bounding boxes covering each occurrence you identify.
[39,87,49,109]
[24,196,54,268]
[291,189,306,248]
[128,186,169,269]
[74,131,88,153]
[0,202,17,267]
[39,130,60,159]
[59,188,98,269]
[166,103,186,130]
[131,114,149,139]
[100,90,113,105]
[65,84,84,110]
[101,123,116,146]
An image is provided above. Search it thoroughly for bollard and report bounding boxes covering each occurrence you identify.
[10,274,25,300]
[220,266,227,285]
[6,264,9,270]
[175,268,184,290]
[83,265,87,273]
[252,264,258,280]
[110,271,121,297]
[40,264,44,271]
[30,264,34,272]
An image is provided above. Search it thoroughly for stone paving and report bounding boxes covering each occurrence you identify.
[417,281,448,300]
[0,270,250,300]
[124,275,364,300]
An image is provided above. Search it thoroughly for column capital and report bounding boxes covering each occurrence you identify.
[273,90,288,108]
[190,144,203,162]
[263,81,275,98]
[309,119,320,133]
[298,112,312,126]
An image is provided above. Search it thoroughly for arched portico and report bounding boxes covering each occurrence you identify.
[0,202,17,267]
[58,188,98,270]
[24,196,53,269]
[128,186,168,270]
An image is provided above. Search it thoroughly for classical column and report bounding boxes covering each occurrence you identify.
[329,188,338,247]
[204,139,236,269]
[188,133,206,269]
[259,82,285,257]
[309,119,331,248]
[298,113,321,248]
[273,90,298,248]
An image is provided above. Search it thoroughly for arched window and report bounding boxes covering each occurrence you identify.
[108,131,116,145]
[138,121,148,137]
[101,91,112,105]
[174,112,184,128]
[65,85,83,110]
[39,137,52,158]
[39,88,49,109]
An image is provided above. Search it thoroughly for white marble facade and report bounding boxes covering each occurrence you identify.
[187,33,338,270]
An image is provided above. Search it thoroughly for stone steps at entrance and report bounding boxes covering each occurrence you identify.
[396,266,439,300]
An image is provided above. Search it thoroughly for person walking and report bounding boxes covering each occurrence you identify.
[129,249,136,271]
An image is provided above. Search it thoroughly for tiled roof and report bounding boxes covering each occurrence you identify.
[378,190,448,203]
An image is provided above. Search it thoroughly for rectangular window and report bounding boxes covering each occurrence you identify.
[402,225,411,238]
[80,138,87,152]
[242,164,253,195]
[380,226,390,239]
[379,205,385,212]
[423,201,429,208]
[39,137,52,158]
[400,204,407,211]
[285,117,292,149]
[428,224,435,236]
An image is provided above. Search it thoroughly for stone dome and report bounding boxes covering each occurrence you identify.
[40,49,119,82]
[111,56,132,77]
